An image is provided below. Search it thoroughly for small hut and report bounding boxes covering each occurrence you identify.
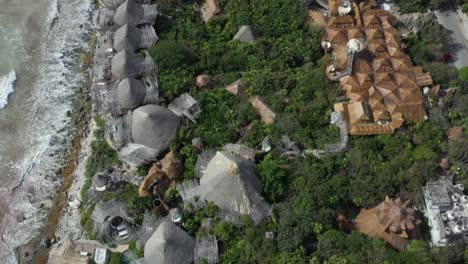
[131,105,180,155]
[91,200,135,242]
[113,24,158,52]
[113,0,157,27]
[111,50,144,80]
[116,78,147,111]
[198,151,271,225]
[144,220,195,264]
[106,105,180,167]
[168,93,202,123]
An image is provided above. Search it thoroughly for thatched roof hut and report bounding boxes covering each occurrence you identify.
[136,211,162,249]
[91,200,135,242]
[113,0,157,27]
[131,105,180,154]
[198,151,271,225]
[105,105,180,167]
[144,220,195,264]
[111,50,144,80]
[116,78,147,111]
[113,24,158,52]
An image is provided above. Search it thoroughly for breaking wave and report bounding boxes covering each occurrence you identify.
[0,70,16,110]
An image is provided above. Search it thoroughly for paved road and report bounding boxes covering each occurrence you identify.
[435,9,468,69]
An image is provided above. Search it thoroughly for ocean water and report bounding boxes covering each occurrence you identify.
[0,0,91,262]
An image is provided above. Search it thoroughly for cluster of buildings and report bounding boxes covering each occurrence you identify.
[321,0,435,135]
[93,0,201,168]
[50,0,275,263]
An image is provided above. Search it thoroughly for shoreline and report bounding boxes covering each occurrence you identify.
[14,1,95,262]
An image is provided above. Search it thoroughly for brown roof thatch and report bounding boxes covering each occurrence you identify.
[354,196,422,251]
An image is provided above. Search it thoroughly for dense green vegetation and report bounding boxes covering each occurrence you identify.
[74,0,467,262]
[147,0,468,262]
[80,116,121,237]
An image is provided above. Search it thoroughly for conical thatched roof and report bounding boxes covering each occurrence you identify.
[114,24,141,52]
[111,50,143,79]
[144,220,195,264]
[131,105,180,154]
[114,24,158,52]
[198,151,271,225]
[116,78,146,110]
[113,0,158,27]
[114,0,144,26]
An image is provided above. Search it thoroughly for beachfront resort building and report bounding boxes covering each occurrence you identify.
[322,0,434,135]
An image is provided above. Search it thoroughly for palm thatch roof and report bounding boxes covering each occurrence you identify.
[105,105,179,167]
[136,211,163,249]
[131,105,180,153]
[116,78,147,111]
[113,24,158,52]
[111,50,144,79]
[91,200,135,241]
[198,151,271,225]
[144,220,195,264]
[113,0,157,27]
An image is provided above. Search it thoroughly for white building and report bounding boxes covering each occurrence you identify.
[423,177,468,246]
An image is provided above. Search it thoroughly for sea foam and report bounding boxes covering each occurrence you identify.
[0,70,16,109]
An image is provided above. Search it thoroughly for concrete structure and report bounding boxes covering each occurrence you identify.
[423,177,468,246]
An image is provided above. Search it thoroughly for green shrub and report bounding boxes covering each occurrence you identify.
[462,3,468,13]
[149,40,197,70]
